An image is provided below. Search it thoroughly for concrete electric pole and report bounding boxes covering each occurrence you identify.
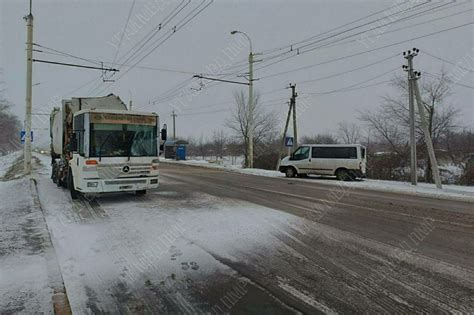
[275,84,298,170]
[412,71,443,189]
[276,100,293,170]
[171,110,177,139]
[248,48,254,168]
[403,48,442,189]
[403,49,417,186]
[23,0,34,175]
[231,30,258,168]
[290,84,298,151]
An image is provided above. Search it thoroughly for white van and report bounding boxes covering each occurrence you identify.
[279,144,367,180]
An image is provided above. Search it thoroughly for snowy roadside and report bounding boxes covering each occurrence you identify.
[0,155,54,314]
[31,153,299,313]
[0,151,22,178]
[162,159,474,203]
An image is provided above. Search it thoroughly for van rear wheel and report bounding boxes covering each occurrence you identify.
[285,167,296,178]
[336,169,350,181]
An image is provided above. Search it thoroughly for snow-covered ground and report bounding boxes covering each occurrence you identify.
[164,158,474,202]
[0,151,21,178]
[32,153,300,313]
[0,155,54,313]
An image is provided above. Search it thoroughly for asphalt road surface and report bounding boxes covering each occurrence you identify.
[25,154,474,314]
[157,162,474,313]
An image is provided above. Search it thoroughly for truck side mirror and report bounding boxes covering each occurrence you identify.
[69,133,78,152]
[161,128,167,141]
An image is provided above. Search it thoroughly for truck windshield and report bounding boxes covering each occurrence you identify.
[90,123,157,157]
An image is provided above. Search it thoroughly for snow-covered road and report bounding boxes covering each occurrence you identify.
[33,153,300,313]
[2,153,473,313]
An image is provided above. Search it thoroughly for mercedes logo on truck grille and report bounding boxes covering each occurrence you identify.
[122,166,130,173]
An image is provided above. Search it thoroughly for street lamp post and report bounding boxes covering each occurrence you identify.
[231,30,254,168]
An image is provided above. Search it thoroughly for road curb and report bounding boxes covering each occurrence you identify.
[30,177,72,315]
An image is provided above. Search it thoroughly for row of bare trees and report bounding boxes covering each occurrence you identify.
[0,73,21,155]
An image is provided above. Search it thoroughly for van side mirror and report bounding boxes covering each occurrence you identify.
[69,133,78,152]
[161,128,167,141]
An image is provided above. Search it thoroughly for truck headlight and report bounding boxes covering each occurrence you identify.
[87,182,98,188]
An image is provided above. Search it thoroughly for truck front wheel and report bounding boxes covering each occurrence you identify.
[51,161,58,184]
[68,169,79,200]
[136,190,146,195]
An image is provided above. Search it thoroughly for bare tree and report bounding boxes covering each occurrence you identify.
[211,129,227,160]
[337,121,361,144]
[359,70,460,182]
[0,74,21,155]
[301,133,338,144]
[226,90,278,165]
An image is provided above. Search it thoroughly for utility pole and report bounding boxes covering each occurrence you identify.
[171,110,177,139]
[403,49,417,186]
[275,84,298,170]
[23,0,33,175]
[231,30,261,168]
[248,50,254,168]
[412,70,443,189]
[290,84,298,151]
[276,101,293,170]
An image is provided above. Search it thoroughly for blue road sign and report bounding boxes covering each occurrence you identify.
[20,130,33,144]
[285,136,294,147]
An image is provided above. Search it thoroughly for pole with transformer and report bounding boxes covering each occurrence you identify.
[403,49,418,186]
[23,0,34,174]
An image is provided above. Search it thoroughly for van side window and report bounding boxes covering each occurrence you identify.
[361,147,366,159]
[293,146,310,160]
[312,147,357,159]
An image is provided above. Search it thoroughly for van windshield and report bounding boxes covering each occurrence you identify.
[292,146,310,160]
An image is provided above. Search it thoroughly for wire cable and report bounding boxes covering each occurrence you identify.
[111,0,137,65]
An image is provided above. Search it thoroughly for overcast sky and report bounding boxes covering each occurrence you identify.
[1,0,472,147]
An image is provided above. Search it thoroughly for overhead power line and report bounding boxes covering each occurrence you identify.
[259,21,474,80]
[260,0,415,56]
[255,1,467,72]
[92,0,214,96]
[423,72,474,89]
[421,50,474,73]
[111,0,137,65]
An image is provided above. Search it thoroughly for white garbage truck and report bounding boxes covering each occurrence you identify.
[50,94,167,199]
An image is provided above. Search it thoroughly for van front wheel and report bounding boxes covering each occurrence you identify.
[285,167,296,178]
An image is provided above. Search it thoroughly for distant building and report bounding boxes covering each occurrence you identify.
[163,140,189,160]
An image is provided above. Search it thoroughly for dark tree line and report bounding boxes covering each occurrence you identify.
[0,75,21,155]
